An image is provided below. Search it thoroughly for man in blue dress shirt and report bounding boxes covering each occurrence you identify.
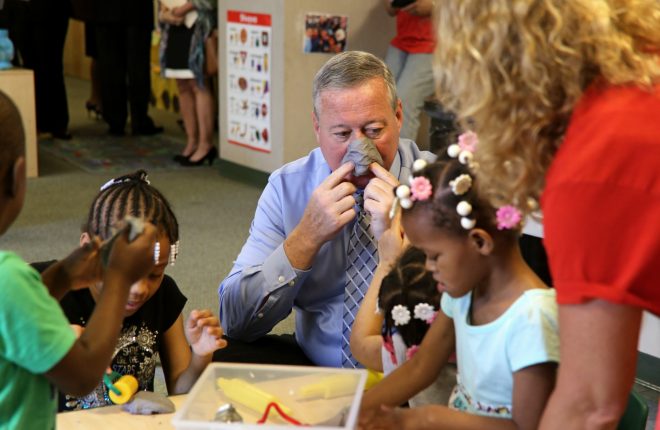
[217,51,434,367]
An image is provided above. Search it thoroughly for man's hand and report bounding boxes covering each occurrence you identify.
[364,163,399,242]
[284,162,357,269]
[401,0,435,17]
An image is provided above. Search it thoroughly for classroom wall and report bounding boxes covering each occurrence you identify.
[219,0,397,173]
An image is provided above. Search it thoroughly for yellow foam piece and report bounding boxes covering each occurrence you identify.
[298,374,358,400]
[109,375,138,405]
[216,377,293,416]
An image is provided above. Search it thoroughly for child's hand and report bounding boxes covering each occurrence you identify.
[377,211,407,270]
[105,222,158,288]
[185,310,227,357]
[359,405,409,430]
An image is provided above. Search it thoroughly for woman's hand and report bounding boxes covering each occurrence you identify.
[402,0,435,17]
[159,7,184,25]
[185,310,227,357]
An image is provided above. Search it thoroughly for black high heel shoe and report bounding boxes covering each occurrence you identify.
[85,101,103,119]
[180,146,218,167]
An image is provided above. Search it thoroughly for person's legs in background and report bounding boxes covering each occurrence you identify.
[188,79,215,162]
[126,23,162,135]
[175,79,198,158]
[95,23,128,135]
[10,3,70,139]
[385,44,406,83]
[84,23,103,118]
[390,52,435,141]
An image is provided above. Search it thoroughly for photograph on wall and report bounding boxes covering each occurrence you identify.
[226,10,272,153]
[303,13,348,54]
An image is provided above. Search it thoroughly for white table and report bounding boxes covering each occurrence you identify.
[56,395,186,430]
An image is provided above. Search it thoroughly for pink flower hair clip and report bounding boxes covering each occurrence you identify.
[447,131,478,168]
[390,159,432,219]
[496,205,523,230]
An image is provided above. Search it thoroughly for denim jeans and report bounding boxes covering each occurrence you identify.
[385,45,435,141]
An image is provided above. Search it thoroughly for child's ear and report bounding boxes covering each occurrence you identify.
[8,157,26,198]
[80,232,92,247]
[468,228,494,256]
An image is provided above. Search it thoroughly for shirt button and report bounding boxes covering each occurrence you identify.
[257,313,264,318]
[278,275,285,283]
[289,280,295,286]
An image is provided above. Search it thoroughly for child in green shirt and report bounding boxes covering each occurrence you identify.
[0,90,158,429]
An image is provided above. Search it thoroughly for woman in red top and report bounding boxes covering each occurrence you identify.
[369,1,660,429]
[383,0,436,141]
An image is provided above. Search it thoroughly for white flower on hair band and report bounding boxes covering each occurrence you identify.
[413,303,436,324]
[392,304,411,326]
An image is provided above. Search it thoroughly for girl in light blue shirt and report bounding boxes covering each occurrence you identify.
[359,143,559,430]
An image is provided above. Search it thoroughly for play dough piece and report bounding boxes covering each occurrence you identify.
[340,138,384,176]
[121,391,175,415]
[216,377,293,416]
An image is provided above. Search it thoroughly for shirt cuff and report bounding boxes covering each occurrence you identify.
[261,243,309,294]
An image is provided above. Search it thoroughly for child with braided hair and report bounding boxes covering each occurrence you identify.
[351,245,454,407]
[358,146,560,430]
[34,170,227,411]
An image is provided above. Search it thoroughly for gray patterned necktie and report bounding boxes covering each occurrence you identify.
[341,192,379,368]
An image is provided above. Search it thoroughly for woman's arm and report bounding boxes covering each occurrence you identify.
[161,311,227,394]
[540,300,642,430]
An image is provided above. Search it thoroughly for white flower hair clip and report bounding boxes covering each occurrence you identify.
[413,303,436,324]
[448,174,472,195]
[391,304,411,326]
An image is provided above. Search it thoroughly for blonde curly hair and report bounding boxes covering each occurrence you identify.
[433,0,660,212]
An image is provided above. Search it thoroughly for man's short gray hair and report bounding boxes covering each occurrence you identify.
[312,51,398,116]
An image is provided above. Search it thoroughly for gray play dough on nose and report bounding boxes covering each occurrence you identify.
[340,138,384,176]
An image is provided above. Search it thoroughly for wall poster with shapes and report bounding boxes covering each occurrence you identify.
[303,13,348,54]
[227,10,272,153]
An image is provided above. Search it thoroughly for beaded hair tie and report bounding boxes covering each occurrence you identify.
[99,171,151,192]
